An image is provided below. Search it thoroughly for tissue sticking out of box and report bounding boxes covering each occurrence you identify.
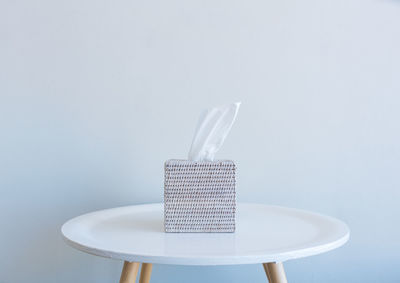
[188,102,241,161]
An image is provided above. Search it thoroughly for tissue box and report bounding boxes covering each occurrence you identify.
[164,159,236,233]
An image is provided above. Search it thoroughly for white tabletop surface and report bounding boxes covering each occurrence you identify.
[62,203,349,265]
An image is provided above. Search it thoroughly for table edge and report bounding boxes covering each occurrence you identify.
[61,203,350,265]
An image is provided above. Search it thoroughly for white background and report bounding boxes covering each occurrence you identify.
[1,0,399,282]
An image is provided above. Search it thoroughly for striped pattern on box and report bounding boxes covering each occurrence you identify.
[164,159,236,233]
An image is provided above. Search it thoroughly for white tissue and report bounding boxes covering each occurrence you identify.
[188,102,241,161]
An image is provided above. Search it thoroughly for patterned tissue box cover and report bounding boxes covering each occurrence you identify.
[164,159,236,233]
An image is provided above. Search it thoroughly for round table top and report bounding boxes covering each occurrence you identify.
[61,203,349,265]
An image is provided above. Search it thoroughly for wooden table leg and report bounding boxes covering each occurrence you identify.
[120,261,140,283]
[263,263,273,282]
[139,263,153,283]
[263,262,288,283]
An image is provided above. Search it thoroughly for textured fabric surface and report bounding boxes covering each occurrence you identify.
[164,160,236,232]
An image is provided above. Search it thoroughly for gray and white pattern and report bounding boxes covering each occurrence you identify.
[164,159,236,233]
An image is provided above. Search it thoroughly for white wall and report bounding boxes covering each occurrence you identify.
[1,0,399,282]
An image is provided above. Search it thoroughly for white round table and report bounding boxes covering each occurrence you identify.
[62,203,349,283]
